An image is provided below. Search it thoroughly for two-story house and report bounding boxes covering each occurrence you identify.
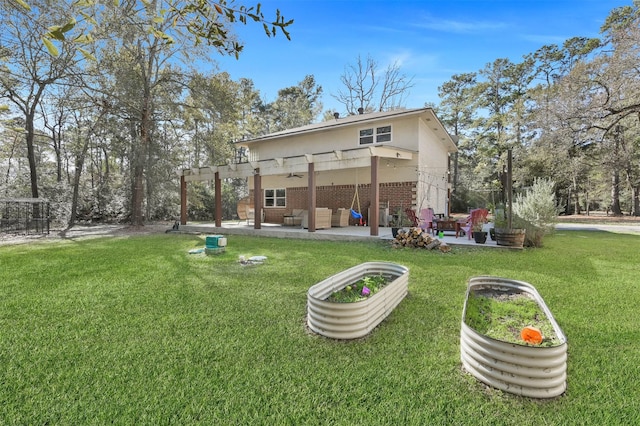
[180,107,457,236]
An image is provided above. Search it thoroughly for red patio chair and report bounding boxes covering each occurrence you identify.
[460,208,489,239]
[404,208,421,228]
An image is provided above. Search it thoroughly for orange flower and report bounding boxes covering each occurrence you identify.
[521,326,543,344]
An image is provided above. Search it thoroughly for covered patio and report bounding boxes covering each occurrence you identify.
[180,145,416,236]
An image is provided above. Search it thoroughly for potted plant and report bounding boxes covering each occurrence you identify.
[390,204,412,237]
[495,149,526,248]
[472,220,487,244]
[488,204,502,241]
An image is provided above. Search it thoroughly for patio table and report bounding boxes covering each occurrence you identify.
[433,219,462,238]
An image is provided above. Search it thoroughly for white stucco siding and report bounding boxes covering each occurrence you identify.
[246,116,421,161]
[251,116,434,192]
[415,118,451,214]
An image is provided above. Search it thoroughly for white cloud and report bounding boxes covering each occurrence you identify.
[414,16,508,34]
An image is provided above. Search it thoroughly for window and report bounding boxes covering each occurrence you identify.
[359,128,374,145]
[359,125,392,145]
[264,188,286,207]
[376,125,391,142]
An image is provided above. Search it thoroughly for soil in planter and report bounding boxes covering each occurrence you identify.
[327,274,392,303]
[464,290,561,347]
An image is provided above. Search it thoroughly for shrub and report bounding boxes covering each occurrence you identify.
[513,178,560,247]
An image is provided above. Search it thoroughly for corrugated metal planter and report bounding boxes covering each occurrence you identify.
[460,276,568,398]
[307,262,409,339]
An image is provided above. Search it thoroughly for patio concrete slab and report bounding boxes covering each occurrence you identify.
[179,222,503,248]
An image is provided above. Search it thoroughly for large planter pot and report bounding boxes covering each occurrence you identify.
[494,228,526,248]
[307,262,409,339]
[472,231,487,244]
[460,276,568,398]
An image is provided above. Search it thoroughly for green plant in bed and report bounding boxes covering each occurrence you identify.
[327,274,391,303]
[464,291,561,347]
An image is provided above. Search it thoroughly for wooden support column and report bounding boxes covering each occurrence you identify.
[253,169,262,229]
[307,162,316,232]
[370,156,379,236]
[507,149,513,229]
[180,174,187,225]
[214,172,222,227]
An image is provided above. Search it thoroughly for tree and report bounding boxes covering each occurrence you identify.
[472,58,521,196]
[6,0,293,226]
[436,72,477,210]
[332,54,414,115]
[10,0,292,60]
[0,1,81,201]
[186,71,242,167]
[525,36,601,215]
[83,1,292,226]
[598,3,640,213]
[269,75,323,131]
[546,3,640,215]
[66,95,110,226]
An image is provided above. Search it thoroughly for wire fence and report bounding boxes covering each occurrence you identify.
[0,198,50,235]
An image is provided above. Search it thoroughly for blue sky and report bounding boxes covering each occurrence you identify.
[214,0,628,117]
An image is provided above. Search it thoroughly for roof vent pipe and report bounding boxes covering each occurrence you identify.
[333,112,339,119]
[358,107,364,115]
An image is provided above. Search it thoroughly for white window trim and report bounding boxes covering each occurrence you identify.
[264,188,286,208]
[358,124,392,145]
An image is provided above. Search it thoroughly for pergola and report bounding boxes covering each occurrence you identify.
[180,145,414,236]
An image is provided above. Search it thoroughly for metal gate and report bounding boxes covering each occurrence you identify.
[0,198,50,235]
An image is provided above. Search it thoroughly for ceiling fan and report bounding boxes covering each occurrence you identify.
[286,173,303,178]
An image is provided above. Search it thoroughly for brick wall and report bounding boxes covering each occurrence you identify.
[252,181,417,224]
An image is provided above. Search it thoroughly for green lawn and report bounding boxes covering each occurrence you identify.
[1,230,639,425]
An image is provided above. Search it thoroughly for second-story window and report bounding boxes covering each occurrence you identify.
[359,125,392,145]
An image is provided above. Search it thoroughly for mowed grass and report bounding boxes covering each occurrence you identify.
[1,230,639,425]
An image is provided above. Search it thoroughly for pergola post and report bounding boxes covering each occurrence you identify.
[307,162,316,232]
[214,172,222,227]
[180,175,187,225]
[253,169,262,229]
[370,156,379,236]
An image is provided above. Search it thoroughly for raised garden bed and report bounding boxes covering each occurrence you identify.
[307,262,409,339]
[460,276,568,398]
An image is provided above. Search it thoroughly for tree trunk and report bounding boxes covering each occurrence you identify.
[131,135,146,226]
[624,152,639,216]
[572,176,581,215]
[25,112,39,200]
[610,170,622,216]
[69,137,91,227]
[69,111,107,227]
[129,37,158,227]
[631,184,640,216]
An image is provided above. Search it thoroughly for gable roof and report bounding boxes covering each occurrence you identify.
[237,107,457,152]
[182,107,458,180]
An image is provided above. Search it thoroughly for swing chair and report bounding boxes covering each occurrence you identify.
[350,180,364,225]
